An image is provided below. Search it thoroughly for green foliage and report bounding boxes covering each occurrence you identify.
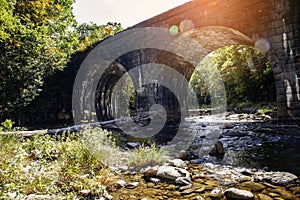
[80,126,124,167]
[127,144,169,171]
[256,107,274,115]
[0,130,116,199]
[213,45,275,105]
[76,22,122,52]
[189,45,276,108]
[0,119,14,131]
[0,0,78,119]
[0,126,171,198]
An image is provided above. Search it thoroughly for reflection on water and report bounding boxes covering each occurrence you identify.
[221,124,300,176]
[191,119,300,176]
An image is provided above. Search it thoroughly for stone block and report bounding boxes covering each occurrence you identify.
[277,94,287,103]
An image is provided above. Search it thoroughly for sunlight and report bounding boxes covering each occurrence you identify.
[73,0,191,27]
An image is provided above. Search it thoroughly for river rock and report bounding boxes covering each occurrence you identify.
[116,180,127,187]
[238,181,265,192]
[222,129,248,137]
[290,186,300,193]
[210,188,224,199]
[258,194,273,200]
[177,150,190,160]
[205,130,221,140]
[209,141,225,157]
[126,142,140,149]
[156,166,191,185]
[125,182,139,189]
[220,123,235,129]
[261,171,298,185]
[224,188,254,200]
[166,159,188,169]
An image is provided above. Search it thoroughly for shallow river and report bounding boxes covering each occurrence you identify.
[186,116,300,176]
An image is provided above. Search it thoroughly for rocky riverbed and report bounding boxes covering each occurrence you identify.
[107,159,300,200]
[105,113,300,199]
[3,112,300,199]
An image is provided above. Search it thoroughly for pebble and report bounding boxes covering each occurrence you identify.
[258,193,273,200]
[167,159,188,169]
[108,161,299,200]
[125,182,139,189]
[239,181,265,192]
[181,188,195,195]
[116,180,127,187]
[224,188,254,200]
[210,188,224,198]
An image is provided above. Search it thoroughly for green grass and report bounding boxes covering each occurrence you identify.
[126,144,169,171]
[0,128,116,199]
[0,126,170,199]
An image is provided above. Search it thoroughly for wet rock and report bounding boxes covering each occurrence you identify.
[177,150,190,160]
[209,141,225,157]
[241,169,254,176]
[238,181,265,192]
[175,176,192,186]
[166,159,188,169]
[258,193,273,200]
[222,129,248,137]
[262,172,298,185]
[125,182,139,189]
[263,115,272,121]
[270,188,298,199]
[290,186,300,193]
[205,130,221,140]
[156,166,191,186]
[166,184,177,190]
[181,188,194,195]
[149,177,160,184]
[116,180,127,187]
[209,188,224,199]
[204,179,219,187]
[126,142,140,149]
[147,182,155,188]
[220,123,235,129]
[224,188,254,200]
[190,158,203,164]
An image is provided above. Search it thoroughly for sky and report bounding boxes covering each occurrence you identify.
[72,0,191,28]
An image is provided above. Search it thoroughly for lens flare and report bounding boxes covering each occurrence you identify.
[72,27,227,170]
[179,19,194,32]
[255,38,270,53]
[169,25,179,35]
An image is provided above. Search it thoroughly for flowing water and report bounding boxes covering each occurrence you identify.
[188,116,300,176]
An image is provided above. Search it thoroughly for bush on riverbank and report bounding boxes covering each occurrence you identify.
[0,126,169,199]
[0,129,116,199]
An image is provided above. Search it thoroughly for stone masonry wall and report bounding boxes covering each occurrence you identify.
[133,0,300,119]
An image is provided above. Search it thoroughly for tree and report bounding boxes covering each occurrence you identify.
[0,0,78,120]
[76,22,122,52]
[213,45,275,105]
[189,45,276,108]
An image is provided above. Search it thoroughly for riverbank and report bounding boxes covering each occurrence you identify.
[1,110,300,199]
[108,160,300,200]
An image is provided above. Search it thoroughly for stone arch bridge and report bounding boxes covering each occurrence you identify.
[22,0,300,127]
